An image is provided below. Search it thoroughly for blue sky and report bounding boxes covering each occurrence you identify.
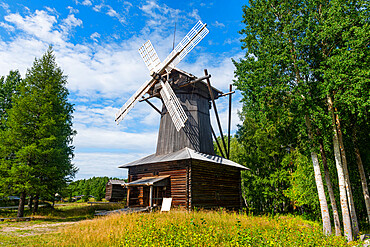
[0,0,246,180]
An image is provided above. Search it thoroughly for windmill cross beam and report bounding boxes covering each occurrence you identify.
[115,20,209,133]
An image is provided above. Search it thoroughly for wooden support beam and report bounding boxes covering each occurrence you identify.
[216,91,235,99]
[211,125,225,158]
[139,93,160,102]
[142,97,161,114]
[126,187,130,207]
[204,69,228,158]
[149,186,153,208]
[179,74,211,88]
[227,84,232,159]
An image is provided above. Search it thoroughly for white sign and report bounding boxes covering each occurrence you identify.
[161,198,172,211]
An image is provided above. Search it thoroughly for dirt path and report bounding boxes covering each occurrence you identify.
[1,221,80,237]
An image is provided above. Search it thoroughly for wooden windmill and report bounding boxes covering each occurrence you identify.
[116,21,248,210]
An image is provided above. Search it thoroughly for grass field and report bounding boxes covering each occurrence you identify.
[0,204,364,246]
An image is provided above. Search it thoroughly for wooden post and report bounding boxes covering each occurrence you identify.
[179,74,211,88]
[227,84,232,159]
[126,187,130,207]
[142,97,161,114]
[204,69,228,158]
[211,126,225,158]
[149,186,153,208]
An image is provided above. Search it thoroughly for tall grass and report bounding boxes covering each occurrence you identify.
[35,209,349,247]
[0,203,125,221]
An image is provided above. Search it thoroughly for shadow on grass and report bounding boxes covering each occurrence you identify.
[0,203,126,223]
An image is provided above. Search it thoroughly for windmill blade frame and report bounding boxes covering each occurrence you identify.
[116,20,208,127]
[138,40,161,74]
[159,80,188,131]
[161,20,208,72]
[115,78,156,123]
[115,44,183,124]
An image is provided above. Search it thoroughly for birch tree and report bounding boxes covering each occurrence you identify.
[234,0,332,233]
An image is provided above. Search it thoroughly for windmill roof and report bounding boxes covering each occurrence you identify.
[172,67,223,94]
[118,147,249,170]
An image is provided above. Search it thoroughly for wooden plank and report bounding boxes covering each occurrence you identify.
[191,160,242,209]
[128,160,190,207]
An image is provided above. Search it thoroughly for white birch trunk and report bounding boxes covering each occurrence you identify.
[335,113,359,237]
[305,115,331,236]
[328,95,352,242]
[319,140,342,236]
[353,129,370,224]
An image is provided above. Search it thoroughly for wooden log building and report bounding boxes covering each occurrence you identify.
[119,147,247,209]
[119,68,248,210]
[105,180,126,202]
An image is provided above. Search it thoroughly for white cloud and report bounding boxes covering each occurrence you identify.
[139,0,183,29]
[73,152,135,179]
[73,126,157,151]
[0,22,15,31]
[224,38,239,45]
[61,14,83,33]
[107,8,118,17]
[74,0,92,6]
[0,6,243,180]
[214,21,225,28]
[82,0,93,6]
[45,6,58,16]
[122,1,133,11]
[4,10,61,43]
[92,3,103,12]
[180,52,243,91]
[210,93,243,136]
[0,2,10,13]
[67,6,79,14]
[90,32,100,42]
[92,3,125,23]
[189,9,200,20]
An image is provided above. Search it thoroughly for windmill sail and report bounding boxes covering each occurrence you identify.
[116,20,208,128]
[159,81,188,131]
[162,20,209,72]
[115,78,156,124]
[138,40,161,74]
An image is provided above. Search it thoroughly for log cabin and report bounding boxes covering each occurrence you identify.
[105,180,126,202]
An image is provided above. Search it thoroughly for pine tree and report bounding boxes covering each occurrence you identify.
[0,47,77,216]
[0,70,21,129]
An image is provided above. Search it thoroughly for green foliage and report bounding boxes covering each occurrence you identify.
[237,117,293,214]
[66,177,112,201]
[0,209,352,246]
[283,150,320,219]
[0,47,77,204]
[0,70,21,130]
[34,210,350,246]
[232,0,369,226]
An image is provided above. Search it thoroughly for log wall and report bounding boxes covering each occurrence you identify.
[127,159,242,209]
[128,160,189,207]
[105,184,126,202]
[190,160,242,209]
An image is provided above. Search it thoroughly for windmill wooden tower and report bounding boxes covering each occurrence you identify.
[116,21,248,210]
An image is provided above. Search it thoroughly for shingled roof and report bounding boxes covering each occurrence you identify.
[118,147,249,170]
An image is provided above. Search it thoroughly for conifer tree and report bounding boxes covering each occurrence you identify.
[0,47,77,216]
[0,70,21,129]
